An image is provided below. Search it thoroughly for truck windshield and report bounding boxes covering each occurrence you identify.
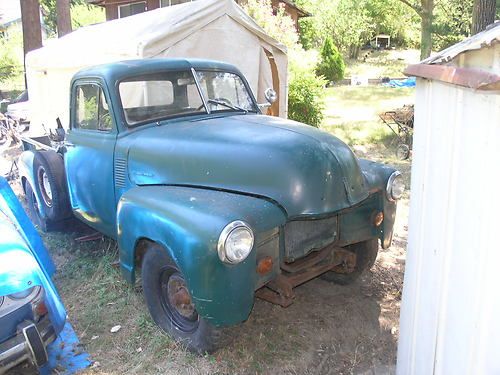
[194,70,257,114]
[119,69,257,126]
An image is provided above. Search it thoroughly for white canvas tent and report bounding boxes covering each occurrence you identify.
[25,0,288,135]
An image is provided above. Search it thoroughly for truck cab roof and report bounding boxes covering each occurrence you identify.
[71,58,244,85]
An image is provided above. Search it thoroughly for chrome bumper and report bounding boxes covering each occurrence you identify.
[0,316,56,374]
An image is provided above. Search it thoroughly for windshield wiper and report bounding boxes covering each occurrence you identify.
[207,99,248,113]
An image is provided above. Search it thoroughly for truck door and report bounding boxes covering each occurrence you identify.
[65,81,117,238]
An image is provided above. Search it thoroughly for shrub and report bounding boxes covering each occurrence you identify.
[288,68,326,128]
[316,37,345,83]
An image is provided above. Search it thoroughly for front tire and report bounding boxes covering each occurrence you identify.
[321,239,379,285]
[141,243,228,354]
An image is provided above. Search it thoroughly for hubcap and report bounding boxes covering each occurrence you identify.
[167,274,196,320]
[160,269,199,332]
[37,167,52,207]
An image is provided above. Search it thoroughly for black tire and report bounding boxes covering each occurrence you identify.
[321,239,379,285]
[25,182,50,232]
[141,243,229,354]
[33,151,71,222]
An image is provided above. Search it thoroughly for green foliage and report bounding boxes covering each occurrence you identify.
[296,0,421,53]
[316,37,345,82]
[40,0,104,35]
[71,3,105,29]
[242,0,325,127]
[288,50,326,127]
[288,72,325,127]
[0,31,24,84]
[242,0,299,49]
[432,0,473,50]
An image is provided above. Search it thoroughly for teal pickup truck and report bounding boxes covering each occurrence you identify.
[19,59,404,353]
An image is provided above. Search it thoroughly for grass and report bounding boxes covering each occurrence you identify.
[321,85,415,145]
[345,49,420,78]
[319,84,415,197]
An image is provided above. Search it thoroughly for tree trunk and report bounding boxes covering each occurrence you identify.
[56,0,72,37]
[419,0,434,60]
[20,0,43,89]
[471,0,496,35]
[20,0,43,56]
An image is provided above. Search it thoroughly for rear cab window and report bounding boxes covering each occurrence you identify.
[119,71,205,126]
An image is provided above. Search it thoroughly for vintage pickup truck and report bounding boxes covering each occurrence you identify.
[19,59,404,353]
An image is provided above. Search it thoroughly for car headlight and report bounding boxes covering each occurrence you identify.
[217,221,254,264]
[386,171,405,201]
[9,286,38,300]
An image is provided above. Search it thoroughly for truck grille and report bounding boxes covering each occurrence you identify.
[284,216,338,262]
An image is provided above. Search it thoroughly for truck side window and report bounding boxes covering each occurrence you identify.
[75,84,112,131]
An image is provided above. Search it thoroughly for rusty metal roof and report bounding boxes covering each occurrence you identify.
[405,21,500,90]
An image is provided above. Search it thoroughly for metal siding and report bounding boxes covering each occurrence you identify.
[397,71,500,374]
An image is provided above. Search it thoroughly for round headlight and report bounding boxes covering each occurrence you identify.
[9,286,37,300]
[218,221,254,264]
[386,171,405,201]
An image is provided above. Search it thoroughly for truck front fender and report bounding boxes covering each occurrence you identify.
[116,186,286,326]
[358,159,398,249]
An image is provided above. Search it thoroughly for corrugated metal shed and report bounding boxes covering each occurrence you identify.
[405,21,500,90]
[397,23,500,375]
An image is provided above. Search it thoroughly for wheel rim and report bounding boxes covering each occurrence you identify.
[159,268,199,333]
[37,166,53,207]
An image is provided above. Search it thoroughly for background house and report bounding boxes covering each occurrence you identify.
[0,0,49,39]
[87,0,309,30]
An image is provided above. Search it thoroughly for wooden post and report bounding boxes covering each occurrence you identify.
[20,0,43,89]
[56,0,73,37]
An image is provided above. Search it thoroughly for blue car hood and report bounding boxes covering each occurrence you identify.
[0,177,66,334]
[126,114,369,217]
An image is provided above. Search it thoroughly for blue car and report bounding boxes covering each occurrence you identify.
[0,177,66,373]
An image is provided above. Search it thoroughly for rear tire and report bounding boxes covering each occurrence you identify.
[141,242,229,354]
[25,182,50,232]
[33,151,71,222]
[321,239,379,285]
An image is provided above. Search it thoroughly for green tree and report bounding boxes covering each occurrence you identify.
[433,0,473,50]
[296,0,413,56]
[471,0,497,34]
[40,0,104,35]
[394,0,435,59]
[316,37,345,82]
[0,31,24,84]
[242,0,299,49]
[288,68,326,127]
[242,0,325,126]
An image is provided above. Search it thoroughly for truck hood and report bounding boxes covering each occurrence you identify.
[126,114,369,217]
